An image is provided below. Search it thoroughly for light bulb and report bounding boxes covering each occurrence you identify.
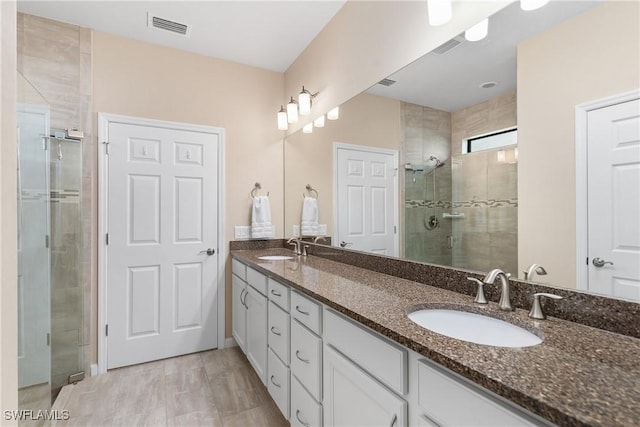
[277,106,288,130]
[286,97,298,124]
[298,87,312,116]
[303,122,313,134]
[314,115,325,128]
[465,18,488,42]
[327,106,340,120]
[427,0,452,26]
[521,0,549,11]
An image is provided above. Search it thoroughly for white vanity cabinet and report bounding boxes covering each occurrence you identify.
[245,283,267,384]
[231,260,247,352]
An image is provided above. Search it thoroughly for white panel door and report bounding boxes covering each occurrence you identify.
[336,144,398,256]
[587,98,640,301]
[106,120,219,368]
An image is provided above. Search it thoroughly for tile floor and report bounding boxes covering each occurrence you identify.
[53,347,289,427]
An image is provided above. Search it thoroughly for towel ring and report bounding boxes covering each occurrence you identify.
[303,184,319,199]
[251,182,269,198]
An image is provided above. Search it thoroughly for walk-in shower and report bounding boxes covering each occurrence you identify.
[17,72,85,419]
[424,156,445,231]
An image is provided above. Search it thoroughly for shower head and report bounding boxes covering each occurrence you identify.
[428,155,445,168]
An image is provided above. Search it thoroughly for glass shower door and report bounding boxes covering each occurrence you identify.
[17,72,52,417]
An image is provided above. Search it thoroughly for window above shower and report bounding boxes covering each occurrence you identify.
[462,126,517,154]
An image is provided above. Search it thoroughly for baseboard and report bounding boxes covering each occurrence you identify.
[224,337,238,348]
[90,363,98,376]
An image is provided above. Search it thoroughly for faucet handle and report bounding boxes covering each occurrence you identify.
[529,293,563,320]
[467,277,487,304]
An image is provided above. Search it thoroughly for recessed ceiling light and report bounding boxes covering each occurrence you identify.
[480,81,498,89]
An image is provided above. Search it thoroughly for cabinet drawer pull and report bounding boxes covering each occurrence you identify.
[295,305,310,315]
[295,350,310,364]
[270,326,282,336]
[420,413,442,427]
[270,289,282,297]
[295,410,310,427]
[389,414,397,427]
[270,375,281,388]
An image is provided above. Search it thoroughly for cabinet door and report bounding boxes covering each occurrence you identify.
[324,345,406,427]
[246,284,268,384]
[231,275,247,353]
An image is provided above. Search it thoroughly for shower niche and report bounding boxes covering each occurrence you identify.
[17,72,85,418]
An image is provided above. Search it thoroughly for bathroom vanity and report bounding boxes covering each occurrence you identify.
[230,247,640,427]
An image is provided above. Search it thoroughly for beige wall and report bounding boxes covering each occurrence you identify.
[1,0,18,419]
[518,1,640,288]
[284,0,509,134]
[92,31,285,354]
[284,93,400,237]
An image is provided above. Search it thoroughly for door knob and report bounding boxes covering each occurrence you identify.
[592,257,613,268]
[199,248,215,256]
[340,241,352,248]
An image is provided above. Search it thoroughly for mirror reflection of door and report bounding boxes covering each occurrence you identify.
[334,143,398,256]
[586,97,640,301]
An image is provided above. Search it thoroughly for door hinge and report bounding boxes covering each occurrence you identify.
[102,141,110,155]
[105,324,109,337]
[45,235,50,248]
[42,137,49,151]
[105,233,109,245]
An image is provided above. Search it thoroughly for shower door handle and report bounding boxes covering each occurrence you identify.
[199,248,215,256]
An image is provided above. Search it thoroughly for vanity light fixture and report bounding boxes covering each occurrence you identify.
[298,86,319,116]
[521,0,549,11]
[303,122,313,134]
[313,115,325,128]
[286,96,298,124]
[427,0,452,26]
[327,106,340,120]
[277,105,288,130]
[465,18,488,42]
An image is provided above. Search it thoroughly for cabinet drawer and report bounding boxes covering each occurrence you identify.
[291,291,322,335]
[268,301,290,365]
[268,348,290,421]
[232,259,246,281]
[291,375,322,427]
[268,278,290,312]
[291,319,322,402]
[417,359,542,427]
[324,308,407,395]
[246,266,268,296]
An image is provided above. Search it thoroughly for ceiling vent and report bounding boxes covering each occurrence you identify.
[430,36,464,55]
[378,78,397,87]
[147,13,190,36]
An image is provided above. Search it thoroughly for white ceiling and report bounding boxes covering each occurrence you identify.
[17,0,346,72]
[367,0,602,112]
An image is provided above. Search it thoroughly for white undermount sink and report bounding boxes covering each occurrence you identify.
[408,308,542,348]
[257,255,295,261]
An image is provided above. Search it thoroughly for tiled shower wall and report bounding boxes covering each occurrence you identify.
[451,92,518,275]
[402,91,517,274]
[17,13,92,397]
[402,102,452,265]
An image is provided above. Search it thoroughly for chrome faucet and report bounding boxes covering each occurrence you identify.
[483,269,514,311]
[313,236,327,244]
[287,237,301,255]
[523,263,547,281]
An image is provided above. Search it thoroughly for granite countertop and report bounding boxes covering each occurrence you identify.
[231,248,640,427]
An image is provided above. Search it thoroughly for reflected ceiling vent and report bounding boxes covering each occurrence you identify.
[430,36,464,55]
[378,78,397,87]
[147,13,191,36]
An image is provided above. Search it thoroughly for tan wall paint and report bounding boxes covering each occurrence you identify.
[284,0,509,134]
[284,93,401,237]
[1,0,18,418]
[92,31,285,359]
[518,1,640,288]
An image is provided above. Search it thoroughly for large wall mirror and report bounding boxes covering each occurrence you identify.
[284,0,640,299]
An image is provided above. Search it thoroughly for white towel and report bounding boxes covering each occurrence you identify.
[300,196,319,236]
[251,196,275,238]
